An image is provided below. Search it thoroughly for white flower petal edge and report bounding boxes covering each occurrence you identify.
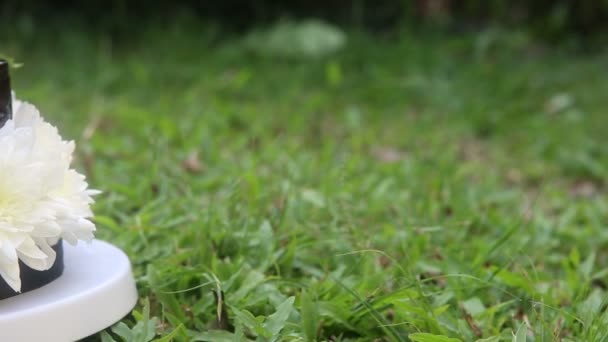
[0,96,97,292]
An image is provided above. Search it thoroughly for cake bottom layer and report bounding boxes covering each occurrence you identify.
[0,241,64,300]
[0,240,138,342]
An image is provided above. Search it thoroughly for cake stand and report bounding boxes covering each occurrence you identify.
[0,240,138,341]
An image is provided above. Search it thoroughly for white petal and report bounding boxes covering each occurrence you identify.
[16,237,52,271]
[0,255,21,292]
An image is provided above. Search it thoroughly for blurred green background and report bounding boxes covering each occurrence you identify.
[2,0,608,42]
[1,1,608,341]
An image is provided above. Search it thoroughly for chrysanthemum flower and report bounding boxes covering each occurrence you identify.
[0,96,98,292]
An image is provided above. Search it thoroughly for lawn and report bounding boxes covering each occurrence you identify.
[2,23,608,341]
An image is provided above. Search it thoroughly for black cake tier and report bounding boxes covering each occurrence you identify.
[0,242,65,300]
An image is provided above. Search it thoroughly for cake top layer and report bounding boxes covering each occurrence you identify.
[0,64,98,292]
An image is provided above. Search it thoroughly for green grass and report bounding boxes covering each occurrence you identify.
[2,23,608,341]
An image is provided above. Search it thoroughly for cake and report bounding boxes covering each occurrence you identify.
[0,60,98,299]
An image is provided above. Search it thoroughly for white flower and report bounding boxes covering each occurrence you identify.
[0,96,98,292]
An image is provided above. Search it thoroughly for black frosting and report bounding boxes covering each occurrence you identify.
[0,241,64,300]
[0,59,11,128]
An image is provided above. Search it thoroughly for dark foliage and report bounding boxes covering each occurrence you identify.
[1,0,607,39]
